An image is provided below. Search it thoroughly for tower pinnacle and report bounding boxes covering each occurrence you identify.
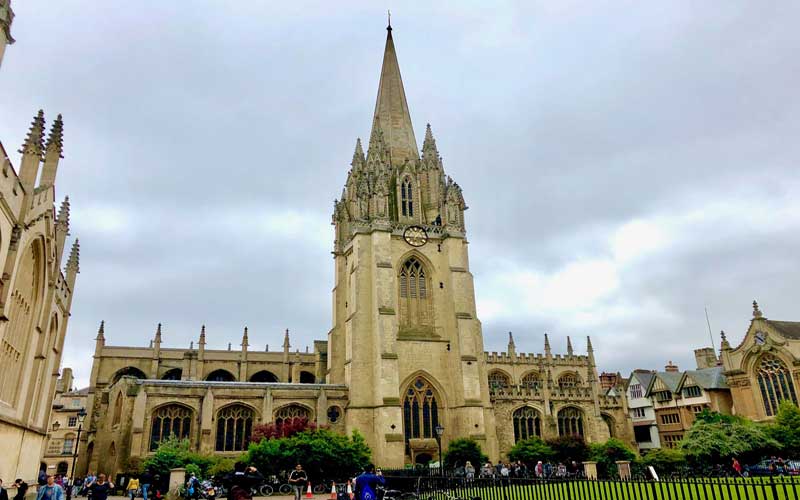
[370,23,418,166]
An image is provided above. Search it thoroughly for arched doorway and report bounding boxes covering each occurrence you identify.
[415,453,433,465]
[57,462,69,476]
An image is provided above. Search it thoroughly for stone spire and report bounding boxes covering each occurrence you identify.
[40,114,64,187]
[154,323,162,345]
[544,333,551,357]
[370,22,418,166]
[421,124,439,162]
[241,326,249,348]
[587,336,595,365]
[507,331,516,359]
[66,238,79,288]
[566,336,574,356]
[18,110,45,191]
[752,300,763,318]
[55,196,70,266]
[720,330,730,351]
[283,328,291,364]
[94,320,105,355]
[198,325,206,359]
[351,138,365,169]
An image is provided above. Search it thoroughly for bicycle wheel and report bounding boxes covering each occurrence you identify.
[279,484,293,495]
[313,484,327,494]
[259,485,274,497]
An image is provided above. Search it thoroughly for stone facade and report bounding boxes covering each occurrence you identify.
[79,23,633,476]
[0,21,81,479]
[721,301,800,421]
[42,369,88,477]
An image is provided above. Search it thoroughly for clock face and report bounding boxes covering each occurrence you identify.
[403,225,428,247]
[754,331,766,345]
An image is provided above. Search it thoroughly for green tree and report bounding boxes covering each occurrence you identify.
[247,429,371,481]
[507,438,554,466]
[143,437,231,480]
[766,401,800,458]
[545,436,589,464]
[681,419,780,465]
[588,438,635,478]
[639,448,686,476]
[442,438,488,469]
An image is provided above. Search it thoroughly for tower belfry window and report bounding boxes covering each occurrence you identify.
[398,257,432,332]
[401,178,414,217]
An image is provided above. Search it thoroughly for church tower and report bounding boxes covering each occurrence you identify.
[329,22,497,466]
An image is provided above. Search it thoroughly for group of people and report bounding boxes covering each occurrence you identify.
[475,460,580,479]
[0,474,116,500]
[0,479,31,500]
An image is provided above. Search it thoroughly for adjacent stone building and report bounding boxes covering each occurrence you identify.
[42,369,88,477]
[79,23,632,476]
[721,301,799,421]
[626,370,660,451]
[0,10,82,480]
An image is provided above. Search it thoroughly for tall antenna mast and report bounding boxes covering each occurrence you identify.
[705,307,715,348]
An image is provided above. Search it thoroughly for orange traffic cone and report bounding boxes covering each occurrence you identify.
[330,482,337,500]
[306,483,313,498]
[346,481,354,500]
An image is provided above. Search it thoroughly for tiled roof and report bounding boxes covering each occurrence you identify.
[683,366,728,390]
[768,320,800,340]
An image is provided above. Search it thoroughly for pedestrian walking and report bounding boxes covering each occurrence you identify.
[732,458,743,477]
[287,465,308,500]
[1,479,9,500]
[127,477,140,500]
[87,474,113,500]
[464,461,475,482]
[140,470,153,500]
[13,480,28,500]
[36,476,65,500]
[223,462,263,500]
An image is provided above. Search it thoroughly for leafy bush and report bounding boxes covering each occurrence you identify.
[639,448,686,476]
[766,401,800,459]
[588,438,635,478]
[247,429,371,481]
[442,438,488,469]
[143,437,235,480]
[681,419,780,465]
[507,438,554,465]
[545,435,589,464]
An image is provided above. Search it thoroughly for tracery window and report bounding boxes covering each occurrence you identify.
[557,407,584,437]
[274,404,311,426]
[403,378,440,446]
[215,405,254,452]
[150,404,192,451]
[488,371,511,390]
[0,242,43,405]
[521,372,541,389]
[398,258,431,331]
[401,178,414,217]
[558,373,581,389]
[513,407,541,442]
[756,354,798,416]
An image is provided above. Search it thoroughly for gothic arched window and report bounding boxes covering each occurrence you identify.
[401,178,414,217]
[756,354,798,416]
[513,407,541,442]
[162,368,182,381]
[488,371,511,390]
[557,407,584,437]
[150,404,192,451]
[403,377,440,445]
[250,370,279,383]
[398,257,432,331]
[521,372,541,389]
[206,369,236,382]
[274,404,311,426]
[0,241,43,405]
[558,373,581,389]
[215,405,254,452]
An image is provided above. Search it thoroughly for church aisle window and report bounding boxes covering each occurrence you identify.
[557,407,584,437]
[521,372,541,389]
[756,354,798,416]
[403,378,440,446]
[274,404,311,426]
[150,404,192,451]
[488,371,511,390]
[401,178,414,217]
[399,258,432,331]
[513,407,541,442]
[216,405,254,452]
[557,373,581,389]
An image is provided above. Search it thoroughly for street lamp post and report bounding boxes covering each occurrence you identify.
[70,409,87,482]
[434,424,444,477]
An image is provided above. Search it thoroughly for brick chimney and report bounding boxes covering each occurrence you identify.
[665,361,679,373]
[694,347,719,369]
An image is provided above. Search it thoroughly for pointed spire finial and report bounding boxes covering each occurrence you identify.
[422,123,439,161]
[387,9,391,31]
[508,331,515,346]
[154,323,162,343]
[96,320,105,339]
[587,335,594,352]
[199,325,206,344]
[45,114,64,159]
[242,326,249,347]
[567,336,574,356]
[752,300,763,318]
[351,138,365,168]
[283,328,291,348]
[19,110,46,157]
[57,196,70,228]
[720,329,730,350]
[66,239,80,272]
[544,333,551,354]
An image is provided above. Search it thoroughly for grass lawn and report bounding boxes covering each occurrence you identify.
[420,477,800,500]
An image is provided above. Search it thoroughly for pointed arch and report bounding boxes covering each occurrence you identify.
[397,255,433,333]
[401,175,414,217]
[249,370,279,383]
[402,375,442,446]
[299,371,316,384]
[273,403,313,425]
[521,371,542,389]
[512,405,542,442]
[161,368,182,381]
[557,372,582,389]
[149,403,194,451]
[215,403,256,452]
[205,369,236,382]
[601,413,616,438]
[0,238,45,405]
[755,353,798,416]
[111,366,147,384]
[557,406,584,437]
[488,369,512,390]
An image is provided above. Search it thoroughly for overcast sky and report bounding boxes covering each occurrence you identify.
[1,2,798,388]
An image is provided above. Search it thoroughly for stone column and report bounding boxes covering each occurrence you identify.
[168,468,186,500]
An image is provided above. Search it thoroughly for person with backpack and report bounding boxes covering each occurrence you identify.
[13,480,28,500]
[353,464,384,500]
